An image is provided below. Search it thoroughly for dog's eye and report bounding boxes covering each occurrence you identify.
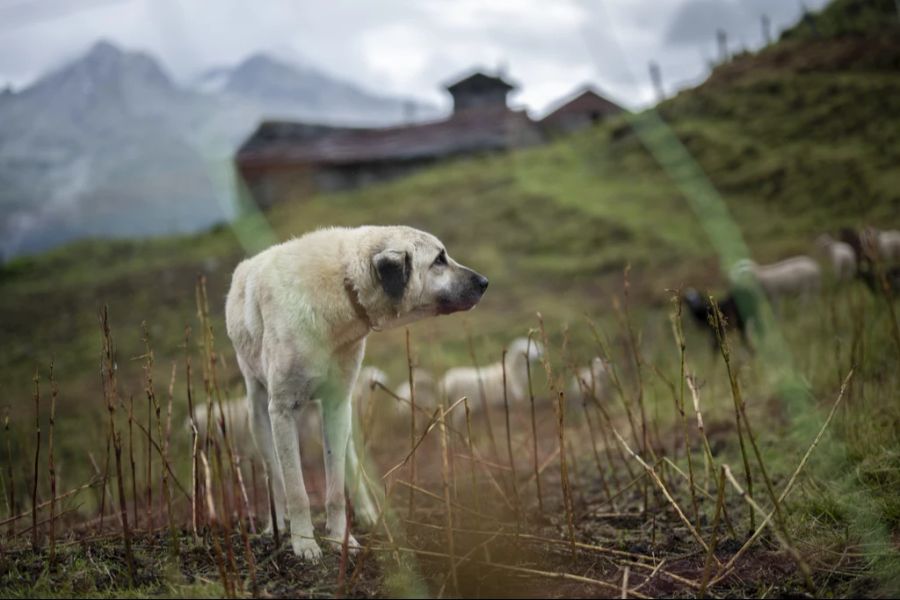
[432,250,447,267]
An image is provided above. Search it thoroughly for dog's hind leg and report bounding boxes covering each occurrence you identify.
[245,376,286,535]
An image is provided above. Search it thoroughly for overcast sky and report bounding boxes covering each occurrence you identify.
[0,0,828,114]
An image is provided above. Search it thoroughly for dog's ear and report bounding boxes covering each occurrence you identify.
[372,248,411,301]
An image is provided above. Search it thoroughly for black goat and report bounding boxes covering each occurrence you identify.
[681,287,759,350]
[859,265,900,295]
[838,227,865,268]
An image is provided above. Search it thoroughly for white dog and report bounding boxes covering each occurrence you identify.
[225,226,488,560]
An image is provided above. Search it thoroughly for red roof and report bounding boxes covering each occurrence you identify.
[540,86,623,125]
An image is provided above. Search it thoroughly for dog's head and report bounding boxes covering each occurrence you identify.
[371,226,488,321]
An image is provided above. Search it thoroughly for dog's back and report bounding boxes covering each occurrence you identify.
[226,255,265,379]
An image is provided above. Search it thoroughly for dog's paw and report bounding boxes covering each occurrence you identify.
[291,536,323,562]
[327,531,362,555]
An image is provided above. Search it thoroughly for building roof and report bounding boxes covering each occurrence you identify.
[236,106,536,168]
[444,70,516,93]
[540,85,624,125]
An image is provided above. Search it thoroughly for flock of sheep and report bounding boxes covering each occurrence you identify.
[735,227,900,298]
[682,226,900,348]
[382,338,612,415]
[378,223,899,420]
[193,335,609,447]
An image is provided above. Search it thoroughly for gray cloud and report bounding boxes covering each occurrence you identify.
[0,0,820,112]
[666,0,831,48]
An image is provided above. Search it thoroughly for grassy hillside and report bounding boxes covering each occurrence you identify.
[1,0,899,596]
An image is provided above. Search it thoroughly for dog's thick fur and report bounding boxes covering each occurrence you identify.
[225,226,487,560]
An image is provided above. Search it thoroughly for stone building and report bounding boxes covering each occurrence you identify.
[235,71,623,209]
[539,85,624,136]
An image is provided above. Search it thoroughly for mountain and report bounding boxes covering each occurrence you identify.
[0,42,435,259]
[0,41,222,259]
[199,53,438,125]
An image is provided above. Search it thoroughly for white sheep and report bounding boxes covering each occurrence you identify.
[188,396,252,443]
[439,338,544,418]
[730,256,821,301]
[815,234,856,281]
[877,229,900,263]
[567,356,611,405]
[393,368,438,413]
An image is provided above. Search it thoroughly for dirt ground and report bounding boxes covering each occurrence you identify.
[1,462,867,599]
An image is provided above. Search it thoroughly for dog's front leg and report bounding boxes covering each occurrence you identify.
[346,434,379,528]
[268,397,321,561]
[321,389,361,553]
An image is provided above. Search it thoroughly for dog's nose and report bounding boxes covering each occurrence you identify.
[474,273,489,293]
